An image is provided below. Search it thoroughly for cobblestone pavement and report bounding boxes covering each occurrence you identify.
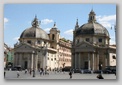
[4,71,116,79]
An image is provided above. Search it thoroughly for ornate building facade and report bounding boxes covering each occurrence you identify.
[72,10,116,71]
[13,16,72,70]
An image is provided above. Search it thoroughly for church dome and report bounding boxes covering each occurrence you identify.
[75,10,109,37]
[20,16,49,40]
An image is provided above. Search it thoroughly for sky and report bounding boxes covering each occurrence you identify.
[4,4,116,47]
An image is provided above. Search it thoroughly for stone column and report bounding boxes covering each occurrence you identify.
[92,52,94,71]
[71,54,74,69]
[22,53,24,68]
[14,53,17,66]
[19,53,22,66]
[27,54,30,69]
[97,52,99,70]
[29,53,31,69]
[17,53,20,65]
[88,53,91,70]
[43,55,45,69]
[107,52,110,66]
[17,53,19,65]
[106,50,109,67]
[31,53,34,70]
[35,54,38,70]
[33,54,35,70]
[79,53,81,69]
[75,53,77,69]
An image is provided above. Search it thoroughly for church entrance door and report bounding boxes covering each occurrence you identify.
[24,61,28,69]
[84,61,88,69]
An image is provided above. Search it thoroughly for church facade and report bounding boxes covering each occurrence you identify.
[13,16,72,70]
[72,10,116,71]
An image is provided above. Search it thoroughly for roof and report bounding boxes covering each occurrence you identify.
[75,9,109,37]
[20,16,49,40]
[76,22,109,36]
[20,27,49,40]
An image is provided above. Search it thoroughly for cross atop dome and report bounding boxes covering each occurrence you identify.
[75,18,79,30]
[31,15,40,27]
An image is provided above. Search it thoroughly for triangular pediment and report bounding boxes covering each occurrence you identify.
[75,41,96,52]
[14,43,36,53]
[76,41,94,48]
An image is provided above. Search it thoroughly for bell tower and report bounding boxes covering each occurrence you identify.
[88,9,96,23]
[49,22,60,49]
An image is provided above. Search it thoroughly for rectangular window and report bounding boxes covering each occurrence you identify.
[98,38,102,42]
[51,58,53,61]
[54,58,56,60]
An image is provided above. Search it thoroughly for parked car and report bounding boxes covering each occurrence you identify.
[111,69,116,74]
[83,69,91,74]
[11,67,18,71]
[62,66,71,72]
[103,66,116,74]
[103,69,112,74]
[73,69,81,73]
[12,65,22,71]
[93,70,102,74]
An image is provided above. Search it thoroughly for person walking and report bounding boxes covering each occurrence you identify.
[25,69,28,74]
[69,71,72,79]
[4,71,6,78]
[29,69,32,75]
[40,68,44,75]
[17,71,20,78]
[97,74,104,79]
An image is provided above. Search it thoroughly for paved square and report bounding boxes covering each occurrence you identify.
[4,71,116,79]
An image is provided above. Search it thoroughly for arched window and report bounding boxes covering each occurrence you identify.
[90,16,92,20]
[27,40,31,44]
[77,39,79,44]
[52,34,55,40]
[112,55,116,59]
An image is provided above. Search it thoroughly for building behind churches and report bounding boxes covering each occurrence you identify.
[72,9,116,71]
[13,16,72,71]
[4,43,14,69]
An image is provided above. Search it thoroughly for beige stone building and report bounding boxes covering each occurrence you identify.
[72,10,116,71]
[58,38,72,68]
[13,16,71,70]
